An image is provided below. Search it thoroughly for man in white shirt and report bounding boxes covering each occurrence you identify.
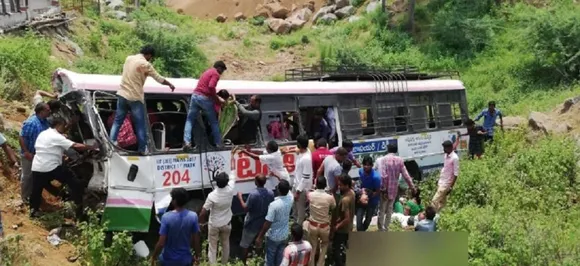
[241,140,290,191]
[293,135,312,224]
[29,117,98,218]
[200,172,236,265]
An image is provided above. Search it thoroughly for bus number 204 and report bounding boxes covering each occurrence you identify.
[162,170,191,186]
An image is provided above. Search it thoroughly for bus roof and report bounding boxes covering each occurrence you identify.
[53,68,465,95]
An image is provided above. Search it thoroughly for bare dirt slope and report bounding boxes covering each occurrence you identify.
[166,0,327,19]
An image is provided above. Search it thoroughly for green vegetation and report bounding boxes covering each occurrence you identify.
[418,130,580,265]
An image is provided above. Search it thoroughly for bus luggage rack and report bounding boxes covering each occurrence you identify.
[284,64,460,93]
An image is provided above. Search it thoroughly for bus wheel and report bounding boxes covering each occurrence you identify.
[405,161,422,182]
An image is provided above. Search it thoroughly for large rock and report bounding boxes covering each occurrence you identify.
[335,5,355,19]
[234,12,246,21]
[289,8,313,22]
[303,1,316,12]
[559,96,580,114]
[502,116,526,130]
[216,14,227,23]
[366,1,382,13]
[313,5,335,23]
[106,0,124,11]
[335,0,350,9]
[267,18,292,34]
[255,4,270,19]
[318,13,338,24]
[528,111,549,134]
[266,3,290,19]
[286,17,307,31]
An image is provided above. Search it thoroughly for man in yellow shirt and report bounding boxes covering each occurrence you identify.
[110,45,175,154]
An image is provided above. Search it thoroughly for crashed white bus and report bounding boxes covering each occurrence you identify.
[50,66,469,233]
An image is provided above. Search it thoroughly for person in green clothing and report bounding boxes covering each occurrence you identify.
[393,197,405,214]
[404,188,424,216]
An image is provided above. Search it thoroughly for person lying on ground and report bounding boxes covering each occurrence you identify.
[415,205,438,232]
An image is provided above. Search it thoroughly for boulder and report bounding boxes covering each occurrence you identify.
[335,5,355,19]
[289,8,313,22]
[313,5,335,23]
[560,96,580,114]
[106,0,124,11]
[286,17,307,31]
[303,1,316,12]
[335,0,350,9]
[266,3,290,19]
[291,4,298,12]
[216,14,227,23]
[528,111,549,134]
[502,116,526,130]
[234,12,246,21]
[318,13,338,24]
[255,5,270,19]
[366,1,382,13]
[267,18,292,34]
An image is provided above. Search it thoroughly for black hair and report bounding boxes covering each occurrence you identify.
[407,216,415,226]
[217,89,230,100]
[316,138,327,149]
[170,187,189,208]
[488,101,496,107]
[338,174,352,188]
[47,99,62,112]
[140,45,156,57]
[362,156,373,166]
[266,140,278,153]
[425,205,436,220]
[465,119,475,126]
[214,60,227,70]
[253,95,262,104]
[342,159,353,173]
[50,116,67,128]
[411,187,422,206]
[215,172,230,188]
[290,223,304,241]
[34,102,48,114]
[255,174,267,187]
[335,147,348,157]
[316,176,327,190]
[342,140,354,149]
[297,134,309,149]
[442,140,453,148]
[314,107,325,116]
[277,179,291,196]
[387,143,398,154]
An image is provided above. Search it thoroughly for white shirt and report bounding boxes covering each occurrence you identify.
[259,150,290,181]
[202,174,236,227]
[32,128,74,172]
[294,150,313,192]
[322,156,342,191]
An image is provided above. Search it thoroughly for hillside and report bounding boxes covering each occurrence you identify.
[1,0,580,265]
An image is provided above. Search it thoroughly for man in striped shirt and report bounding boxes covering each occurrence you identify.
[375,144,416,232]
[281,223,312,266]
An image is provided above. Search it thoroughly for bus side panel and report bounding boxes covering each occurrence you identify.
[103,188,153,232]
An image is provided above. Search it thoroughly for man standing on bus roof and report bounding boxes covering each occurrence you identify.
[111,45,175,155]
[183,61,228,150]
[375,144,416,232]
[474,101,503,143]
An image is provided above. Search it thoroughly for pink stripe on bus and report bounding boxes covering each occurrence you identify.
[106,198,152,206]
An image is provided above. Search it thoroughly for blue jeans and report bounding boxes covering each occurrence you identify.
[183,94,221,146]
[265,237,286,266]
[356,203,378,231]
[110,96,148,153]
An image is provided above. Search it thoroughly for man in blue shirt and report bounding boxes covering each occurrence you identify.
[151,188,202,266]
[474,101,503,142]
[236,174,275,265]
[355,156,381,232]
[19,103,50,204]
[255,179,293,266]
[415,205,437,232]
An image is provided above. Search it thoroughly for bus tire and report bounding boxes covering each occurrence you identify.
[405,161,422,182]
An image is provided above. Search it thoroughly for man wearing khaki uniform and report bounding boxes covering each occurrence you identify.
[304,176,336,266]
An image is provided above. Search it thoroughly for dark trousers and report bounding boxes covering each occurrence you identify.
[356,203,377,232]
[332,232,349,266]
[31,165,83,213]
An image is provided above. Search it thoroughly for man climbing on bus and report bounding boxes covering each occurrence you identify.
[474,101,503,143]
[240,140,290,191]
[236,95,262,144]
[183,61,228,150]
[111,45,175,155]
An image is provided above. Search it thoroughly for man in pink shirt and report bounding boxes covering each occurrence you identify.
[375,144,416,232]
[183,61,227,150]
[311,138,333,184]
[432,140,459,212]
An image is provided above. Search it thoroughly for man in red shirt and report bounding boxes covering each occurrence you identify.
[183,61,227,150]
[311,138,333,184]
